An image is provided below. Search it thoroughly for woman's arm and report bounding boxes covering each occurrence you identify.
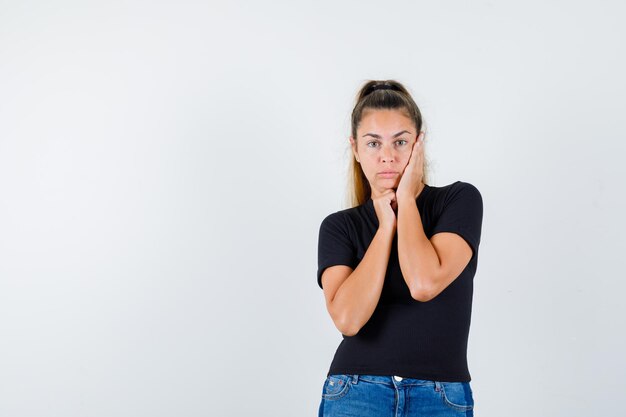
[321,225,395,336]
[396,196,472,302]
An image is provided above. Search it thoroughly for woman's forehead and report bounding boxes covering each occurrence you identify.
[358,109,414,137]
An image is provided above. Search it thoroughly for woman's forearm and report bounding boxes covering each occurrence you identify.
[331,226,395,336]
[396,196,440,301]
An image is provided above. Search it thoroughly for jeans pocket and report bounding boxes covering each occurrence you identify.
[321,374,352,400]
[440,382,474,411]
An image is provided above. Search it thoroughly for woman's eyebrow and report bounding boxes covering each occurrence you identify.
[362,130,412,139]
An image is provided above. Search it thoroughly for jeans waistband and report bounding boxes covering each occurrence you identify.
[350,374,443,390]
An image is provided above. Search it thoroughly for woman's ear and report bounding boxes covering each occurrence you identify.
[349,136,360,163]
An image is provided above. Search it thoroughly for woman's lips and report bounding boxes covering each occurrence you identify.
[378,172,398,178]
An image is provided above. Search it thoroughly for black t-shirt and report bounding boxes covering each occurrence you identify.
[317,181,483,382]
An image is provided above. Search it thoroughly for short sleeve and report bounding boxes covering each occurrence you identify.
[430,181,483,261]
[316,212,358,289]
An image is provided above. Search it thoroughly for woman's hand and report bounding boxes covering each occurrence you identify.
[372,189,397,232]
[396,131,425,202]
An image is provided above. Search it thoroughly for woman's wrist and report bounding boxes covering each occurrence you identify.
[377,223,396,236]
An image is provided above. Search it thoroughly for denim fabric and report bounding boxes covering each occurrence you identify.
[318,374,474,417]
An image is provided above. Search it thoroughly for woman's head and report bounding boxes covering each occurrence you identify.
[347,80,429,207]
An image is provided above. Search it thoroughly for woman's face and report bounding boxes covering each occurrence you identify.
[350,109,418,198]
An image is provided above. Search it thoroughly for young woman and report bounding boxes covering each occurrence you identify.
[316,80,483,416]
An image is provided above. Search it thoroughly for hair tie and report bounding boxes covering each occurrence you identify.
[369,83,397,93]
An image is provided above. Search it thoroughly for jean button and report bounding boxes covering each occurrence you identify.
[393,375,403,381]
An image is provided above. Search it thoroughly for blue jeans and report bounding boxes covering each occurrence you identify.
[318,374,474,417]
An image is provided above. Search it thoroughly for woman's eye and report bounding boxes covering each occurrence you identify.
[367,140,407,148]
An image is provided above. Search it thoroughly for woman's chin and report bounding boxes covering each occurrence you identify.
[378,180,399,189]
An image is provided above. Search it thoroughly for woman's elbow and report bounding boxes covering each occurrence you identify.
[410,286,435,302]
[334,312,360,337]
[338,324,359,337]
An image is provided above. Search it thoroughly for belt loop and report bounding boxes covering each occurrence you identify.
[434,381,442,392]
[351,374,359,385]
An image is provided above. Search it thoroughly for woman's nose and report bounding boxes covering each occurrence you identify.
[381,146,395,162]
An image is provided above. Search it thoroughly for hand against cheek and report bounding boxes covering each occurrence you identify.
[396,131,425,202]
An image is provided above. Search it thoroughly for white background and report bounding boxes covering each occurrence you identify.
[1,1,624,416]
